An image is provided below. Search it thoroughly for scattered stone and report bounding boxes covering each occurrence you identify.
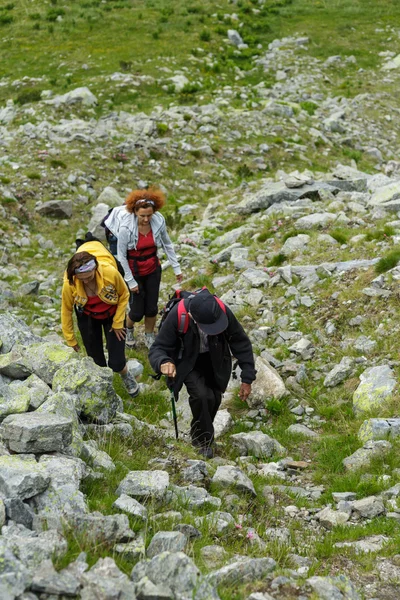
[343,440,392,471]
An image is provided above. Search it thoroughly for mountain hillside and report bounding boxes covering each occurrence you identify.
[1,1,400,598]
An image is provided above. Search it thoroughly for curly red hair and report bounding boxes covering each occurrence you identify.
[125,188,165,214]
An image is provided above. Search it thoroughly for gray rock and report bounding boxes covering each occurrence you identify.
[46,86,97,107]
[315,506,350,529]
[248,356,286,408]
[214,409,234,439]
[113,494,148,521]
[240,268,270,287]
[351,496,385,518]
[200,545,227,569]
[368,180,400,211]
[71,512,134,545]
[36,391,83,457]
[195,511,235,535]
[0,455,50,500]
[335,535,388,554]
[0,315,41,355]
[281,234,310,255]
[2,526,68,570]
[294,213,336,230]
[358,418,396,442]
[53,357,122,424]
[116,470,169,500]
[353,365,396,414]
[206,557,276,586]
[22,342,76,385]
[212,465,256,496]
[4,498,35,529]
[36,200,73,218]
[147,531,187,558]
[264,527,291,544]
[131,552,218,600]
[323,357,353,388]
[287,424,319,438]
[181,460,208,484]
[170,484,221,509]
[81,440,115,471]
[81,557,135,599]
[0,540,31,599]
[228,29,245,47]
[1,413,73,454]
[230,431,286,458]
[307,575,361,599]
[343,440,392,471]
[31,559,80,596]
[96,186,124,207]
[0,348,31,380]
[134,576,174,600]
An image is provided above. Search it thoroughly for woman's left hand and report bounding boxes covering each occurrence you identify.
[176,274,183,283]
[111,327,126,342]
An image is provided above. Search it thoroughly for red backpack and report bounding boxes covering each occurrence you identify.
[159,288,226,334]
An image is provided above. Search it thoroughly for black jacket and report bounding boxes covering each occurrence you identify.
[149,299,256,397]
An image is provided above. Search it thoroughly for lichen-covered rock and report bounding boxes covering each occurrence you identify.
[0,347,31,380]
[0,455,50,500]
[353,365,396,414]
[2,524,68,571]
[23,342,76,385]
[113,494,148,521]
[0,540,31,599]
[116,470,169,500]
[70,512,135,545]
[1,413,73,454]
[248,356,286,408]
[0,314,41,355]
[230,431,287,458]
[52,357,122,424]
[31,559,80,596]
[358,418,400,442]
[81,440,115,472]
[0,379,31,420]
[16,374,52,411]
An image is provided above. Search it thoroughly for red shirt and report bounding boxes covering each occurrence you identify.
[83,295,117,319]
[128,231,159,277]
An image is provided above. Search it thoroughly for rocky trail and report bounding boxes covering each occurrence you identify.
[2,1,400,598]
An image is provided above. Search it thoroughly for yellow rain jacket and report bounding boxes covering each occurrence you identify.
[61,242,129,347]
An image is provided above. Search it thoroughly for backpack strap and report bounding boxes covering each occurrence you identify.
[215,296,226,314]
[177,299,189,334]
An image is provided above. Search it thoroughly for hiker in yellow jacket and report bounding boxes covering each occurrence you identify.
[61,240,139,397]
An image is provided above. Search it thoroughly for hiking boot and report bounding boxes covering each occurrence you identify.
[144,332,156,349]
[121,367,139,397]
[125,327,135,349]
[197,445,214,460]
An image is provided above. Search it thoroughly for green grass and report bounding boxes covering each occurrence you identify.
[376,248,400,273]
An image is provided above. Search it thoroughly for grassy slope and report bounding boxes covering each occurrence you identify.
[2,0,400,592]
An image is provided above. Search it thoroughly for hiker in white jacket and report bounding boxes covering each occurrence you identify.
[105,188,182,349]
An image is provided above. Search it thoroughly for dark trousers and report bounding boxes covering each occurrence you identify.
[77,312,126,372]
[129,265,161,322]
[184,353,222,447]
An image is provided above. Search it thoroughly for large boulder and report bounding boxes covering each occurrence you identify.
[353,365,396,414]
[248,356,286,408]
[87,202,110,240]
[0,413,73,454]
[358,418,400,443]
[52,357,122,424]
[343,440,392,472]
[368,180,400,211]
[96,186,124,207]
[23,342,76,385]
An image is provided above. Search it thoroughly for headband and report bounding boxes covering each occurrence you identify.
[75,259,96,274]
[136,199,155,207]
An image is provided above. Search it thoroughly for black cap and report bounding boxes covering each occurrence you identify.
[189,290,228,335]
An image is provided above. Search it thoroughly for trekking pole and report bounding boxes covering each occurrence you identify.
[170,388,179,440]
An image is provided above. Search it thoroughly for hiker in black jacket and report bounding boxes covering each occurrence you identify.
[149,289,256,458]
